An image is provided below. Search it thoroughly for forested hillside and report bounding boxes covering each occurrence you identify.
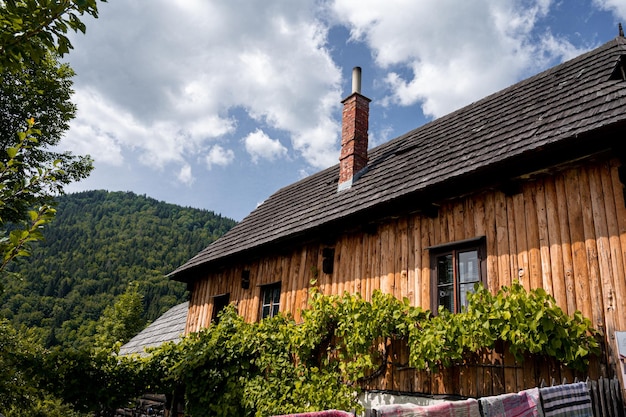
[0,190,237,347]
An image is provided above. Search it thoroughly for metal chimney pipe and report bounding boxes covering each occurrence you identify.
[352,67,362,94]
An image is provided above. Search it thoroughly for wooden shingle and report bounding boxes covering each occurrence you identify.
[170,37,626,282]
[118,302,188,356]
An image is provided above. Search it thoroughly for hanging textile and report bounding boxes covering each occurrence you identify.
[270,410,353,417]
[478,388,543,417]
[538,382,592,417]
[373,398,480,417]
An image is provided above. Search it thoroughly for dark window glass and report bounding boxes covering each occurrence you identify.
[212,293,230,324]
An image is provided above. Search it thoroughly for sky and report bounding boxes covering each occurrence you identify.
[60,0,626,221]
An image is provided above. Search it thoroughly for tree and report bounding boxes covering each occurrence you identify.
[94,282,146,350]
[0,53,92,225]
[0,0,104,71]
[0,0,103,274]
[0,318,45,411]
[0,120,61,273]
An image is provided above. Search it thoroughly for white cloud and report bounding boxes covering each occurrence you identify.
[63,0,343,180]
[244,129,288,163]
[330,0,586,118]
[177,164,194,186]
[593,0,626,20]
[205,145,235,169]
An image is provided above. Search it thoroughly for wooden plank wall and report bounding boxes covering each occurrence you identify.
[184,157,626,395]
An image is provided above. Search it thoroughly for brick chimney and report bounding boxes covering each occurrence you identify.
[338,67,371,192]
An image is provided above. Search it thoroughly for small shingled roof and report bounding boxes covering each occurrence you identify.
[170,36,626,281]
[118,301,188,356]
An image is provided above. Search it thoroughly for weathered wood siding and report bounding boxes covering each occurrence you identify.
[185,157,626,394]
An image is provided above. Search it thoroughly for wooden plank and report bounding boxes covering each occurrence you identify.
[474,193,486,237]
[362,232,372,302]
[292,248,308,322]
[379,224,389,294]
[506,194,519,287]
[335,237,347,296]
[520,353,532,392]
[228,268,240,315]
[347,234,358,293]
[544,177,567,310]
[535,179,554,295]
[250,259,267,322]
[238,266,248,322]
[195,276,208,330]
[185,281,199,333]
[523,183,542,290]
[491,348,505,395]
[503,345,518,393]
[601,159,625,329]
[494,191,511,288]
[408,216,418,306]
[382,222,395,295]
[354,234,364,296]
[287,251,299,316]
[318,245,330,296]
[431,205,447,246]
[421,217,432,309]
[372,225,382,296]
[484,192,499,293]
[398,217,409,301]
[589,165,619,371]
[454,201,465,241]
[513,192,529,290]
[442,202,452,243]
[278,255,289,314]
[464,197,476,239]
[564,168,592,318]
[607,159,626,330]
[307,245,320,305]
[330,240,341,297]
[243,261,261,321]
[199,275,211,329]
[555,174,577,316]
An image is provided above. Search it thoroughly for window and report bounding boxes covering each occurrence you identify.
[430,238,485,313]
[211,293,230,323]
[260,282,281,319]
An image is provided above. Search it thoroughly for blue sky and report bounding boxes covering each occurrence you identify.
[61,0,626,221]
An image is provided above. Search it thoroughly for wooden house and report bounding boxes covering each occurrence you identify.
[169,36,626,398]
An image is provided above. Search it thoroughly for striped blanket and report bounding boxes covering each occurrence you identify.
[479,388,543,417]
[538,382,592,417]
[373,398,480,417]
[270,410,353,417]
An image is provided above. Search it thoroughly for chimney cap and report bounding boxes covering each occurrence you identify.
[352,66,362,94]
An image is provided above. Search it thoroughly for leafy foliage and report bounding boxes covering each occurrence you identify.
[1,190,237,347]
[0,282,600,416]
[145,283,599,416]
[151,307,358,417]
[0,318,46,411]
[43,346,148,415]
[0,51,92,226]
[0,0,105,71]
[0,0,96,294]
[461,283,599,369]
[94,282,145,350]
[0,119,60,274]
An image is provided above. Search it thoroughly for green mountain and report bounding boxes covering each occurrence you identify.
[0,190,237,347]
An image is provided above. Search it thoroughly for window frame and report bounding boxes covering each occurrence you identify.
[259,281,281,320]
[211,293,230,323]
[429,237,486,313]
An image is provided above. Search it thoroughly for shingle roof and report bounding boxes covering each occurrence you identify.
[118,301,188,356]
[170,37,626,281]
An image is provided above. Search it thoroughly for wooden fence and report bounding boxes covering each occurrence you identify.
[588,377,625,417]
